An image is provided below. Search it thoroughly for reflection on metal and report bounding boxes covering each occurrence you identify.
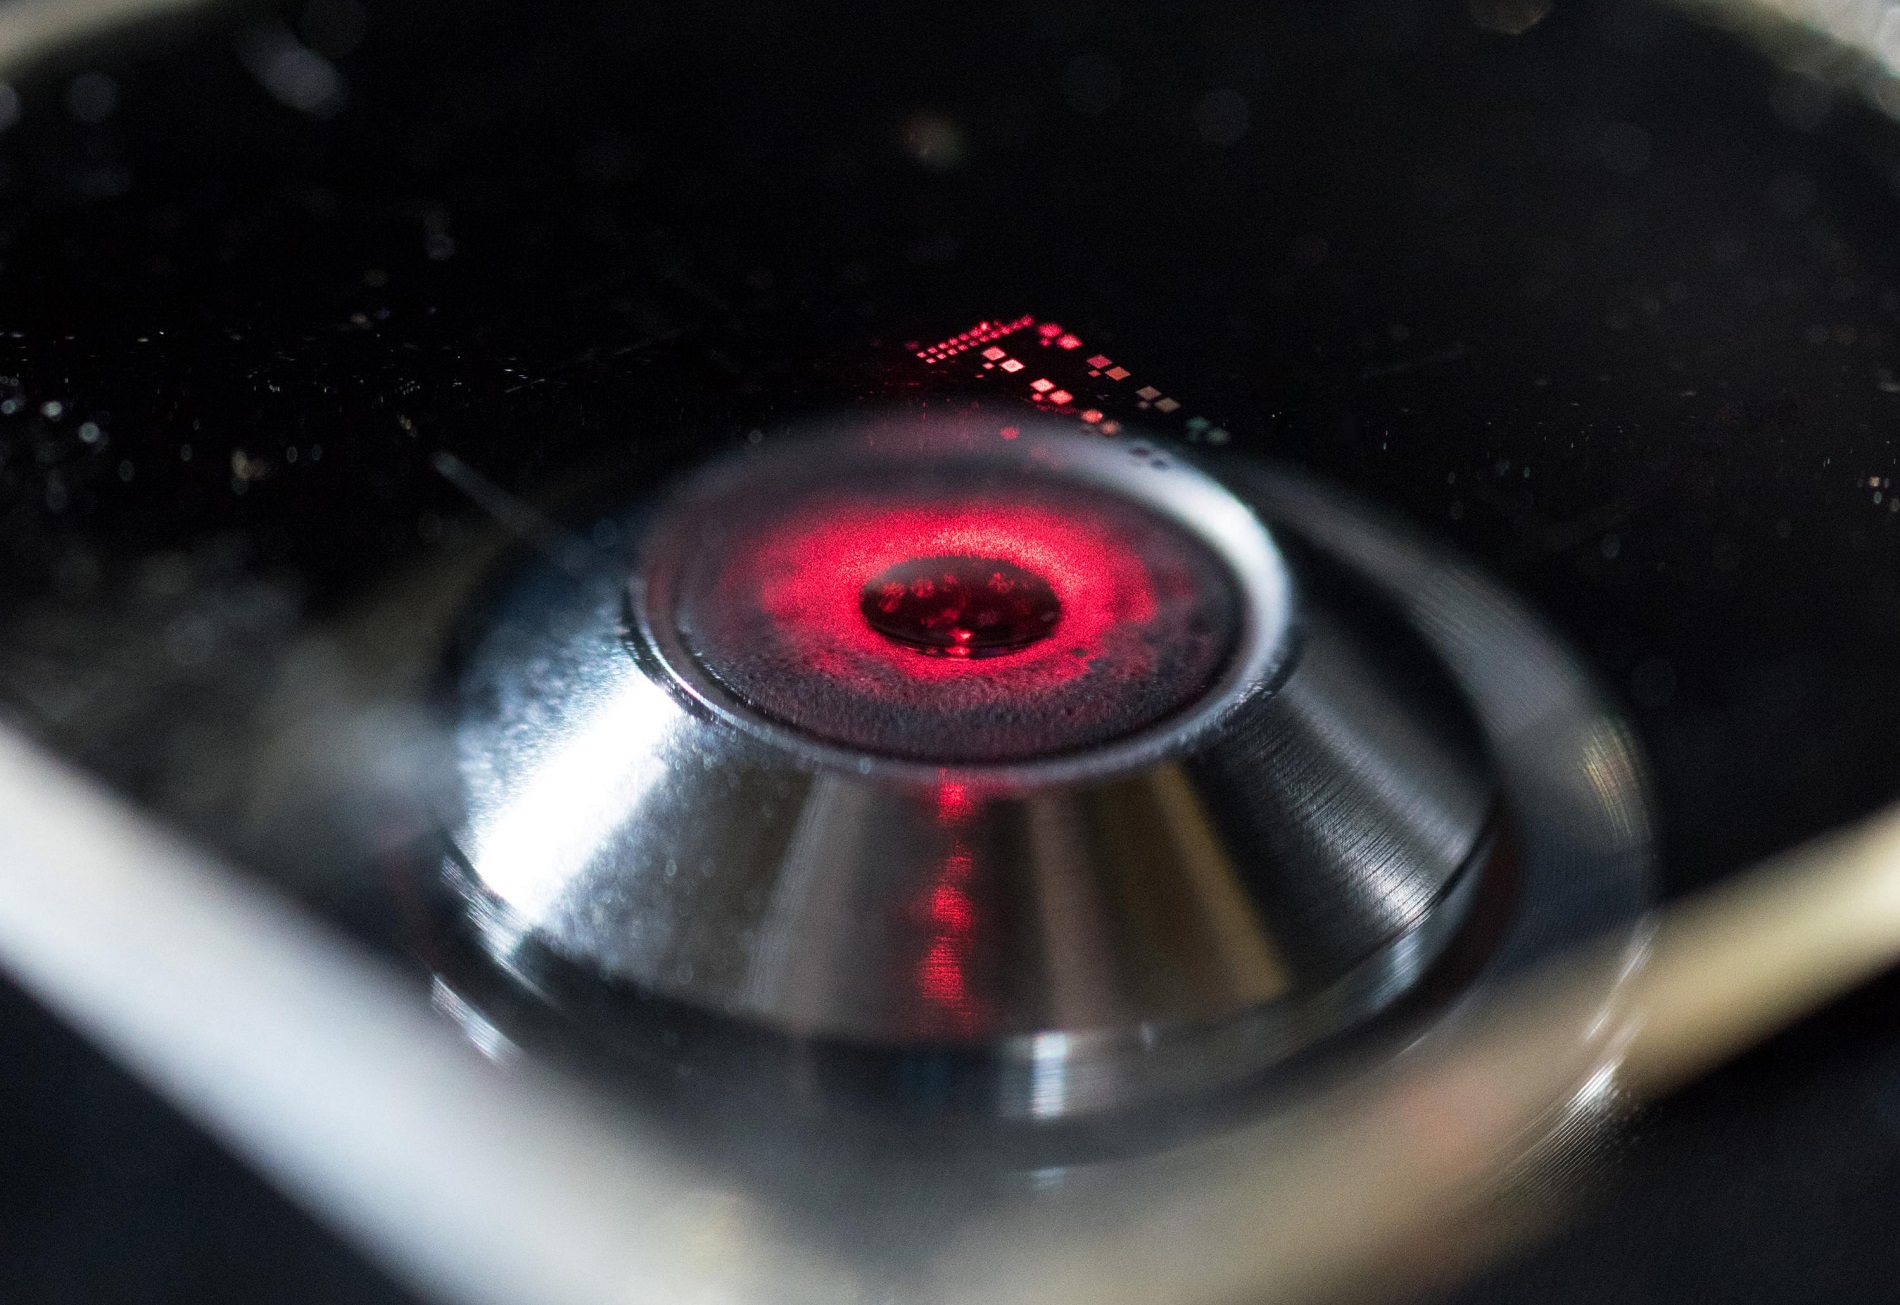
[0,725,853,1305]
[460,667,686,928]
[941,803,1900,1305]
[4,687,1898,1305]
[1675,0,1900,119]
[1141,762,1290,1005]
[439,417,1631,1119]
[1467,0,1555,36]
[20,413,1853,1305]
[0,0,207,74]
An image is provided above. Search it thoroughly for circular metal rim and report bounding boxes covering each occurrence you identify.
[1217,459,1654,985]
[969,824,1502,1120]
[425,441,1652,1130]
[627,424,1299,788]
[941,454,1657,1119]
[424,804,1506,1127]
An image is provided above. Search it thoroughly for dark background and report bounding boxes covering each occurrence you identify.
[1,0,1899,1299]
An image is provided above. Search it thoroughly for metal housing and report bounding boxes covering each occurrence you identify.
[437,416,1646,1120]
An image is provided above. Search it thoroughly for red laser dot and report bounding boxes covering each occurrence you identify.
[929,882,974,930]
[859,555,1061,659]
[936,782,975,824]
[917,841,978,1031]
[919,938,969,1011]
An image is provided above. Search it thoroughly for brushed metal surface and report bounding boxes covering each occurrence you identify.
[440,417,1502,1116]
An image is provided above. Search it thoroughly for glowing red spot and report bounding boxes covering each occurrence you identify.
[917,841,978,1031]
[671,477,1236,762]
[731,498,1162,702]
[1057,333,1082,350]
[860,556,1059,660]
[929,882,974,930]
[936,781,975,824]
[919,938,970,1011]
[1038,322,1063,338]
[999,425,1020,440]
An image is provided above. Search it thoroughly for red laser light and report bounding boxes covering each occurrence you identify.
[722,497,1160,697]
[916,842,979,1033]
[860,556,1060,660]
[673,475,1238,763]
[928,881,975,931]
[935,782,975,824]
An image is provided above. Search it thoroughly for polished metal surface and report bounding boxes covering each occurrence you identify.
[440,416,1510,1117]
[0,435,1659,1305]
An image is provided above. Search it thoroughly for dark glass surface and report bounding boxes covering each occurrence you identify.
[1,0,1899,1299]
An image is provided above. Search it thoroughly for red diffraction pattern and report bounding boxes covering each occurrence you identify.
[916,840,979,1035]
[674,475,1238,763]
[910,780,985,1036]
[744,497,1159,694]
[912,314,1035,366]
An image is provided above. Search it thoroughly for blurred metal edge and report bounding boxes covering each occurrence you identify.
[930,802,1900,1305]
[0,721,860,1305]
[5,0,1899,121]
[0,0,209,74]
[1,708,1899,1305]
[1669,0,1900,121]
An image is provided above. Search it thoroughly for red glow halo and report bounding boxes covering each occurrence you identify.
[750,496,1158,687]
[673,475,1237,763]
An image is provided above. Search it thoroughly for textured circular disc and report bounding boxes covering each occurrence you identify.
[667,470,1240,763]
